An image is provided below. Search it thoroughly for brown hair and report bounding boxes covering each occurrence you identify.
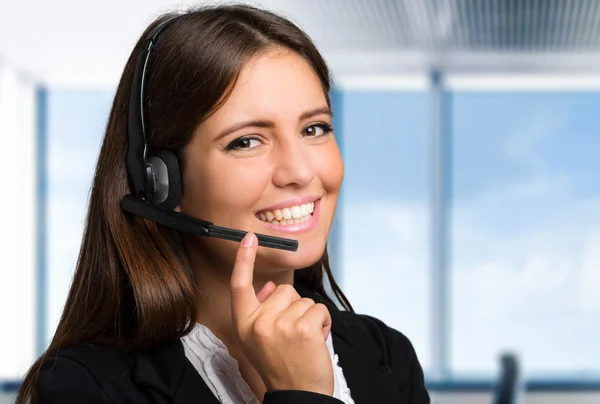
[17,3,353,402]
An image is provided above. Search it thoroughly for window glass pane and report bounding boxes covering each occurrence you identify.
[338,91,431,371]
[451,92,600,378]
[46,90,111,342]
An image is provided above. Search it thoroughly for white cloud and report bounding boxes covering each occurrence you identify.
[451,179,600,373]
[504,100,569,173]
[575,232,600,313]
[339,200,431,368]
[339,182,600,375]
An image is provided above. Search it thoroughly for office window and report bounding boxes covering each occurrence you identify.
[451,92,600,378]
[337,90,431,371]
[46,90,111,342]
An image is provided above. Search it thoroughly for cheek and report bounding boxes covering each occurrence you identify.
[317,142,344,191]
[201,159,270,215]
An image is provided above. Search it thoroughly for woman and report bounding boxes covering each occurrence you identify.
[17,4,430,404]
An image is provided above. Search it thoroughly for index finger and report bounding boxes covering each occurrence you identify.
[230,232,260,324]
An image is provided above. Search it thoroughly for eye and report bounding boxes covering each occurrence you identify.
[303,123,333,138]
[225,136,261,151]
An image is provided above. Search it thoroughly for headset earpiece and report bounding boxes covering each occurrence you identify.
[146,149,182,210]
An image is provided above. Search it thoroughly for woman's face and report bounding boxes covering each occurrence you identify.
[177,48,344,274]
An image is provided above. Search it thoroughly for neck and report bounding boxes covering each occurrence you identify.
[186,241,295,348]
[197,268,294,343]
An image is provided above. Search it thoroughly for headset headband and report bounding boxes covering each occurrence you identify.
[126,15,182,200]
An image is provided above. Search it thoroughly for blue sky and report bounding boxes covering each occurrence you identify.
[448,91,600,377]
[336,91,429,204]
[46,87,600,379]
[453,92,599,202]
[338,89,600,377]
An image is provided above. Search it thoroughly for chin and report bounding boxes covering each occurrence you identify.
[256,239,325,270]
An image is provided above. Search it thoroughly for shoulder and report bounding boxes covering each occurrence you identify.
[338,310,410,343]
[40,342,140,378]
[331,309,431,403]
[338,310,422,371]
[36,340,186,404]
[297,283,425,375]
[37,343,127,403]
[43,341,134,368]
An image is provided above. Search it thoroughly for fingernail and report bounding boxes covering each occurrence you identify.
[242,232,255,247]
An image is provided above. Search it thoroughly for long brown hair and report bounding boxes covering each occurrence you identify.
[17,3,353,402]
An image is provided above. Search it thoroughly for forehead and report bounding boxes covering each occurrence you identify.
[209,49,327,124]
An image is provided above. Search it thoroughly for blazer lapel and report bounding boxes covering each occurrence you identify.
[130,341,184,401]
[295,282,397,403]
[172,357,221,403]
[130,339,220,403]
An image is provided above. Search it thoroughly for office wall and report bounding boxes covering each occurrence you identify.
[0,64,38,380]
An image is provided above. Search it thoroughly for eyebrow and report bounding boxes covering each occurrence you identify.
[215,106,333,141]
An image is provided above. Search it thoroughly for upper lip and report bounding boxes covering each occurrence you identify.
[257,195,322,213]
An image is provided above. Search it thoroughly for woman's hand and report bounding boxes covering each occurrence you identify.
[230,232,334,396]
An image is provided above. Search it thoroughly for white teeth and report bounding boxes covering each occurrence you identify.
[291,206,302,219]
[256,200,317,225]
[300,204,308,216]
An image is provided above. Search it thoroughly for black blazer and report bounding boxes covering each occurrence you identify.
[36,282,431,403]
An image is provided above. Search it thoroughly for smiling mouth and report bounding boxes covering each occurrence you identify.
[254,201,316,226]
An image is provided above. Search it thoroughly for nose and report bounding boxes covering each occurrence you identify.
[271,137,315,188]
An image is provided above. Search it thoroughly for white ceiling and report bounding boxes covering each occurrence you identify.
[2,0,600,88]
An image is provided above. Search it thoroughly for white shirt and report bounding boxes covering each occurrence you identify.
[181,322,355,404]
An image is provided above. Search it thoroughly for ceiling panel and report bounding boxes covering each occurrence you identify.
[1,0,600,86]
[289,0,600,52]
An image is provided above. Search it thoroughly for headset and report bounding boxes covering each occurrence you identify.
[120,15,298,252]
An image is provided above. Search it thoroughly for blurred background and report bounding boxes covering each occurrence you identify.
[1,0,599,403]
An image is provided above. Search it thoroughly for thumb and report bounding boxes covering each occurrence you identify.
[322,318,332,341]
[230,232,260,325]
[256,281,276,304]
